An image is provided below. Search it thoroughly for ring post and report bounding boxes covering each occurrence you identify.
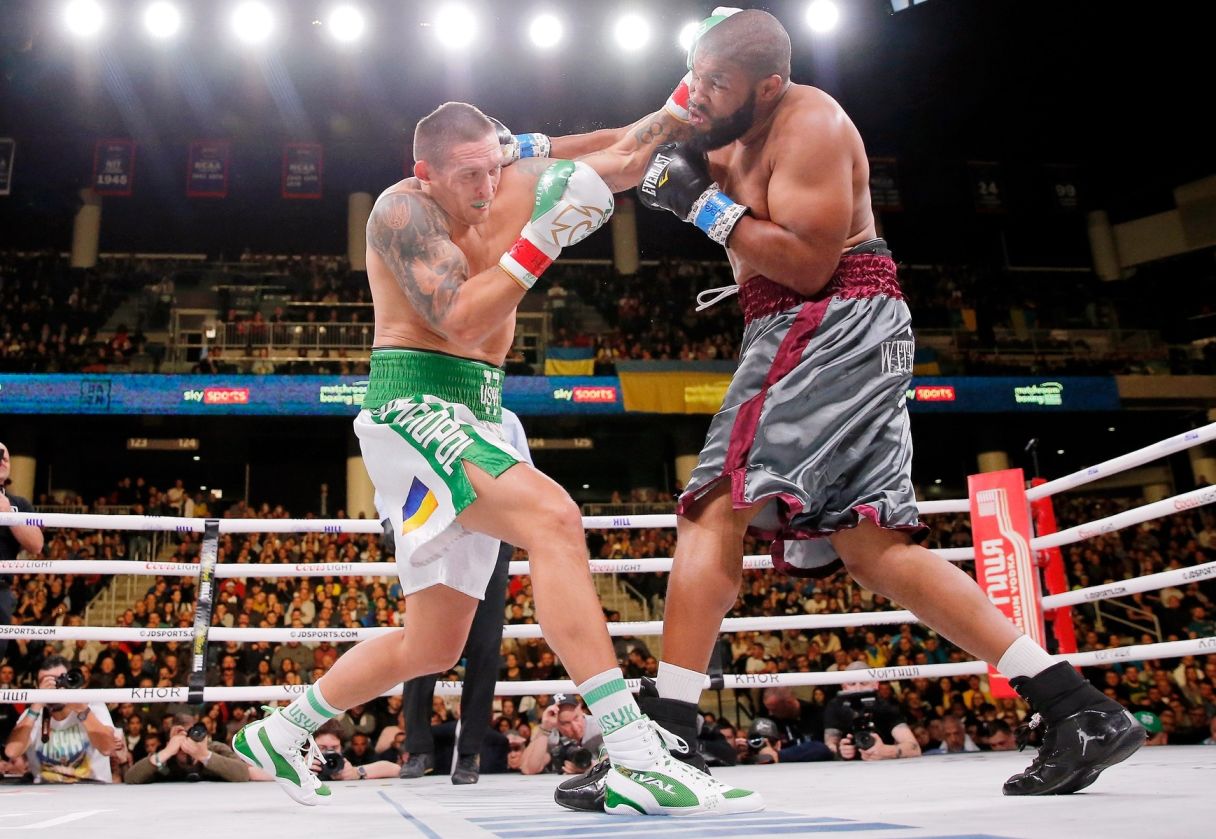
[187,519,221,706]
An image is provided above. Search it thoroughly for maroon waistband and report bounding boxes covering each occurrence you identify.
[738,253,902,323]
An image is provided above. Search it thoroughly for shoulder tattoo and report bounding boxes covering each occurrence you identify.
[367,192,469,331]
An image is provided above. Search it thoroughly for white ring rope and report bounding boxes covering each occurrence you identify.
[4,636,1213,706]
[1025,422,1216,501]
[1041,559,1216,610]
[4,482,1211,584]
[3,422,1210,537]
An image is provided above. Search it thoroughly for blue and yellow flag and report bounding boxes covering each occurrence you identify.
[401,477,438,535]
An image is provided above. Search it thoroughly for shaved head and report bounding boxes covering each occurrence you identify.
[696,9,791,83]
[413,101,495,170]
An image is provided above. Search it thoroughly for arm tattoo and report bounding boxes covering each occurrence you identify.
[632,118,667,147]
[367,192,469,332]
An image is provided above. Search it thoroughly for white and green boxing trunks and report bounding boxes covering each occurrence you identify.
[354,348,525,599]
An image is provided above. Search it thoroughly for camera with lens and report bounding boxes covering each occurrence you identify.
[841,690,880,753]
[553,739,593,773]
[187,722,209,742]
[46,668,86,712]
[317,750,346,781]
[742,717,780,765]
[54,669,85,690]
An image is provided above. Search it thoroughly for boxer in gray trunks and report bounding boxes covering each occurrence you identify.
[545,8,1142,803]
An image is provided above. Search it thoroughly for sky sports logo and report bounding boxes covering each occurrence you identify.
[182,387,251,405]
[906,385,955,402]
[552,386,618,404]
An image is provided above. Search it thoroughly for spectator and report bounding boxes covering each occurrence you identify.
[4,655,120,783]
[923,715,980,755]
[126,712,249,783]
[0,440,45,664]
[824,665,921,761]
[520,694,602,776]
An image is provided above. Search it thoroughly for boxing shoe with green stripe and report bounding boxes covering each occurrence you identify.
[602,719,763,817]
[233,706,332,806]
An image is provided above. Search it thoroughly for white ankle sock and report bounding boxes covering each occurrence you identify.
[996,635,1057,681]
[657,661,706,705]
[278,683,341,734]
[578,669,642,736]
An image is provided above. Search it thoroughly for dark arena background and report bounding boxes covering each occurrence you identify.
[0,2,1214,837]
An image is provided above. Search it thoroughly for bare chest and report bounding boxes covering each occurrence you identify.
[709,145,772,222]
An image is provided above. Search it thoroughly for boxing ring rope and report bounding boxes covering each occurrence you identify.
[2,422,1214,706]
[3,480,1213,578]
[5,635,1214,707]
[5,552,1215,646]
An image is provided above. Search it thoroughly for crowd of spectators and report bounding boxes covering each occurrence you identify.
[2,472,1215,783]
[4,251,1209,377]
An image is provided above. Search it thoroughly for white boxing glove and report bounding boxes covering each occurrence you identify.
[498,161,614,289]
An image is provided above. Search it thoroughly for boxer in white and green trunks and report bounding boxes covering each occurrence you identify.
[235,101,760,817]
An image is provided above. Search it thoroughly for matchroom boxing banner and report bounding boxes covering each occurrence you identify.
[186,140,231,198]
[282,143,323,199]
[93,139,136,196]
[968,468,1047,699]
[0,138,14,196]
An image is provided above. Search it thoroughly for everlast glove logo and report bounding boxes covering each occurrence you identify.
[640,154,673,197]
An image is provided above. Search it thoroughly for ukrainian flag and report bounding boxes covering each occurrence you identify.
[401,477,438,535]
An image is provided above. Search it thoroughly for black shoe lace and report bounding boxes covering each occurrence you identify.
[1015,711,1044,752]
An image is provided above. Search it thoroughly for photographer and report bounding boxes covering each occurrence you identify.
[520,694,602,775]
[0,440,45,666]
[824,663,921,761]
[125,712,249,784]
[4,656,119,783]
[307,721,399,783]
[737,717,782,765]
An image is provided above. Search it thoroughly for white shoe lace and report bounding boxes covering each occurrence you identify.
[261,705,326,792]
[695,284,739,312]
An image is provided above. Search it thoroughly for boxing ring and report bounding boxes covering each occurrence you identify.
[3,424,1216,838]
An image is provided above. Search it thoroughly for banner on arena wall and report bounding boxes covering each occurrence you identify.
[186,140,231,198]
[281,143,323,199]
[967,160,1005,213]
[0,374,624,416]
[968,468,1047,699]
[868,157,902,212]
[92,139,136,196]
[1044,164,1081,212]
[0,138,14,196]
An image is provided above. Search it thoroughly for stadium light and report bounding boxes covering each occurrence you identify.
[433,3,477,49]
[805,0,841,34]
[613,12,650,52]
[528,13,563,49]
[327,5,365,43]
[677,20,699,52]
[143,2,182,40]
[231,2,274,45]
[64,0,106,38]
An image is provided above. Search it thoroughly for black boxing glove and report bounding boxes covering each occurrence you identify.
[489,116,551,166]
[636,142,749,245]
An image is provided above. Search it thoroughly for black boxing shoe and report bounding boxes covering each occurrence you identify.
[1003,662,1145,796]
[399,751,434,779]
[554,755,612,812]
[635,677,710,774]
[451,754,480,785]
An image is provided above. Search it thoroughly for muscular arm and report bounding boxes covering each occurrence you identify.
[366,192,525,345]
[567,109,692,194]
[725,111,854,296]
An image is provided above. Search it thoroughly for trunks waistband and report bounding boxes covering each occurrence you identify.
[363,348,503,423]
[738,239,901,323]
